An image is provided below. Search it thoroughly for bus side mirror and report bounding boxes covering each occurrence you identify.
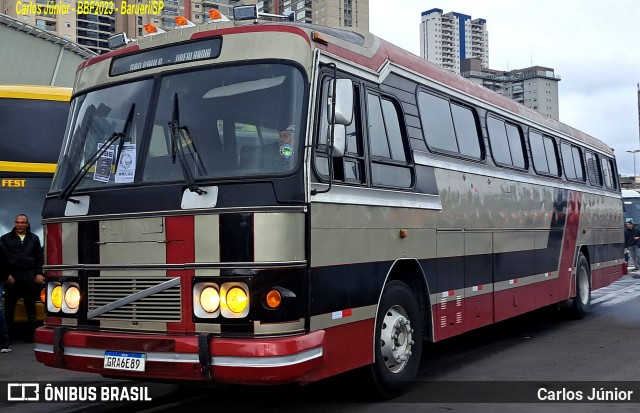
[328,79,353,126]
[331,125,346,157]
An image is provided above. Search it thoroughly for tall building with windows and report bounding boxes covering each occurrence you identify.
[2,0,116,54]
[420,8,488,73]
[187,0,368,30]
[3,0,368,54]
[461,58,561,120]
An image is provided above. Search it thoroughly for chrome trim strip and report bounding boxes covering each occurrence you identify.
[34,344,323,368]
[311,183,442,210]
[44,260,308,272]
[413,151,620,199]
[212,348,322,368]
[87,277,181,319]
[42,205,308,224]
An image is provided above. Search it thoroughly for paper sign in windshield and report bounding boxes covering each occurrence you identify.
[93,143,115,183]
[115,144,136,183]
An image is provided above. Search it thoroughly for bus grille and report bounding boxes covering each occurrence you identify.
[87,277,182,322]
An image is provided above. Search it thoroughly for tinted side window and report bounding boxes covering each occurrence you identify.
[506,124,526,168]
[561,142,577,179]
[418,92,457,153]
[543,136,559,176]
[451,104,481,158]
[367,93,412,188]
[601,157,616,189]
[529,131,548,173]
[529,130,559,176]
[368,94,391,158]
[585,151,602,186]
[418,91,482,159]
[381,99,407,162]
[486,116,526,168]
[486,116,511,165]
[572,146,585,181]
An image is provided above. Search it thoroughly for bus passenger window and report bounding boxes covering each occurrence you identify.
[366,93,411,188]
[585,151,602,186]
[451,104,481,159]
[418,92,457,153]
[487,116,525,168]
[601,157,616,189]
[529,130,559,176]
[561,142,585,182]
[418,91,482,159]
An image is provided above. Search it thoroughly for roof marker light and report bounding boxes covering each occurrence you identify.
[175,16,196,29]
[312,31,329,45]
[208,9,230,23]
[143,24,166,37]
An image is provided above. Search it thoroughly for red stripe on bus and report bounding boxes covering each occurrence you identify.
[561,191,582,298]
[46,223,62,266]
[78,44,140,71]
[191,25,311,45]
[165,216,196,332]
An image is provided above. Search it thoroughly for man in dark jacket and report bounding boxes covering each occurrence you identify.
[0,214,44,339]
[624,219,640,270]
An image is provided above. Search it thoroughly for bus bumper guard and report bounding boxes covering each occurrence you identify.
[34,326,325,384]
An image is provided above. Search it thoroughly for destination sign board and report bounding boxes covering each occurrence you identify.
[110,38,222,76]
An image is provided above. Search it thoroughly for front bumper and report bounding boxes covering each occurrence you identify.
[34,327,325,384]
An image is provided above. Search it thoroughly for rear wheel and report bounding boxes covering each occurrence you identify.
[571,253,591,318]
[370,280,423,399]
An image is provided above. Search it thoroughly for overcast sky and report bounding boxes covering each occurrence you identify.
[370,0,640,176]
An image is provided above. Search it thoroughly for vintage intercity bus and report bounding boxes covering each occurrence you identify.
[34,9,623,396]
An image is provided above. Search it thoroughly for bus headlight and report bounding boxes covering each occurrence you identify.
[193,283,220,318]
[201,286,220,313]
[193,282,250,319]
[62,283,81,313]
[48,283,62,313]
[225,287,247,313]
[220,282,249,318]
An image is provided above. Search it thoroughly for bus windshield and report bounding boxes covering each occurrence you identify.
[51,63,306,194]
[623,197,640,224]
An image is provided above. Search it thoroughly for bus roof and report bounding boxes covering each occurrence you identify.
[83,20,612,155]
[0,85,72,101]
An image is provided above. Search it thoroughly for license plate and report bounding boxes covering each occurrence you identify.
[103,351,146,372]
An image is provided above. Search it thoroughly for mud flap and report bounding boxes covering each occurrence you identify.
[198,333,213,379]
[53,327,66,367]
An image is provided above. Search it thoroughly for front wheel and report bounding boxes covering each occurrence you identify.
[370,280,423,399]
[571,253,591,318]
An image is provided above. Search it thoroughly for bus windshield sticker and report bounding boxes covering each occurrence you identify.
[110,38,222,76]
[115,143,136,183]
[93,143,115,183]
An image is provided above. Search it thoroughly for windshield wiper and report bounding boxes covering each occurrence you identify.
[168,93,206,195]
[59,104,136,202]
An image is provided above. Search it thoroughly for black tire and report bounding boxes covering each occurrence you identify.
[571,253,591,319]
[369,280,423,399]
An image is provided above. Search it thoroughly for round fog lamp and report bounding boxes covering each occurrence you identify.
[226,287,248,313]
[266,289,282,309]
[201,286,220,313]
[64,285,81,310]
[51,285,62,309]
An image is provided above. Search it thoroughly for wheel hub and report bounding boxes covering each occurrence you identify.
[380,305,415,373]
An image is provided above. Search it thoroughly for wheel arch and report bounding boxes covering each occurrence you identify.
[377,258,433,342]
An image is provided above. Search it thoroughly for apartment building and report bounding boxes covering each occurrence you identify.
[420,8,488,73]
[2,0,368,55]
[461,57,561,120]
[3,0,115,54]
